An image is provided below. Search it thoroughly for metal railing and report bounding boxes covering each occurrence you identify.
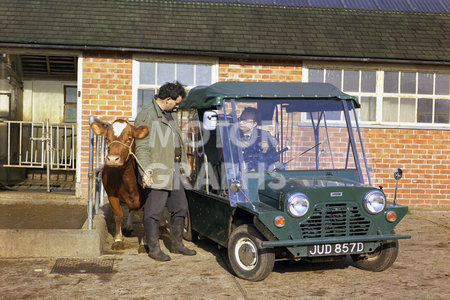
[5,120,47,168]
[50,123,76,170]
[3,119,76,192]
[88,115,107,230]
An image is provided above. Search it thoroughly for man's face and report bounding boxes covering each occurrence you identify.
[161,95,183,112]
[239,118,257,133]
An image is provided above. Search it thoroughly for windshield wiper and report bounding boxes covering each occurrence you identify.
[268,143,321,173]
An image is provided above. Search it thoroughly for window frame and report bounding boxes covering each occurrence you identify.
[63,85,77,123]
[132,54,219,117]
[303,62,450,129]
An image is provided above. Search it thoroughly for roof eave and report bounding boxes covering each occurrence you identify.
[1,42,449,66]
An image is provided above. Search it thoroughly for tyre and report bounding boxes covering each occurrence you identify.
[183,210,198,242]
[227,224,275,281]
[351,238,399,272]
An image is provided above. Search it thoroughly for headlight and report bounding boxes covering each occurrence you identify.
[287,193,309,217]
[364,190,386,214]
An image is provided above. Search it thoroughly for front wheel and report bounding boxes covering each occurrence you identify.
[351,239,399,272]
[227,224,275,281]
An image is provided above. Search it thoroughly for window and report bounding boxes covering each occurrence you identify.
[64,86,77,123]
[308,68,377,122]
[0,93,11,119]
[382,72,449,124]
[134,58,217,115]
[307,67,450,126]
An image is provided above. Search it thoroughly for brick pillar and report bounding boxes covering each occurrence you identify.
[79,52,133,198]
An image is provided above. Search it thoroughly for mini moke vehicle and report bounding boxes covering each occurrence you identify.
[178,81,411,281]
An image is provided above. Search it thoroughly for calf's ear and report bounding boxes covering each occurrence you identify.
[134,125,149,139]
[90,121,108,136]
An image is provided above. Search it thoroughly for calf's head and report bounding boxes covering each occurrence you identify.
[90,119,149,167]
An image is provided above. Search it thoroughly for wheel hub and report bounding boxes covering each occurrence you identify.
[238,243,256,266]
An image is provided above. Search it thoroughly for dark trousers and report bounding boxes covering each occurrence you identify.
[143,164,188,223]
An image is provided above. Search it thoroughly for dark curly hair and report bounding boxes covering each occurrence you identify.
[157,81,186,100]
[239,107,260,124]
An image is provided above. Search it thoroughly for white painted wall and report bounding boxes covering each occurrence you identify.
[22,80,76,123]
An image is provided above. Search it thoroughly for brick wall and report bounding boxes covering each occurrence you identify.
[365,128,449,208]
[80,52,133,198]
[219,58,302,82]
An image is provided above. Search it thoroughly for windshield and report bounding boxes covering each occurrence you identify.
[219,99,361,171]
[215,98,370,206]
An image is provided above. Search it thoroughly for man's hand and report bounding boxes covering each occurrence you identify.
[142,172,153,188]
[259,142,269,153]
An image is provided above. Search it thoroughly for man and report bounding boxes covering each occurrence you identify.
[238,107,278,171]
[135,81,196,262]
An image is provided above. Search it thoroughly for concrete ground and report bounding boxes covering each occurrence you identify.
[0,195,448,299]
[0,191,103,258]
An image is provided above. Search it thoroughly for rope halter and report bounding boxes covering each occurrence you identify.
[106,138,149,176]
[107,138,134,161]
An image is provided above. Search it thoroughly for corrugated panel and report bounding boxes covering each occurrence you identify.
[408,0,446,13]
[178,0,309,6]
[177,0,449,13]
[271,0,309,6]
[308,0,344,9]
[439,0,450,12]
[342,0,378,10]
[374,0,413,11]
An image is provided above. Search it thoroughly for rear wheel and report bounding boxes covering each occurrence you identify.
[351,238,399,272]
[183,210,198,242]
[227,224,275,281]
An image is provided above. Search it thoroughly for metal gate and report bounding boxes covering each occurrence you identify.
[3,119,76,192]
[88,115,106,229]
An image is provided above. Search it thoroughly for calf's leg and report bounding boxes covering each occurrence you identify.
[109,196,125,250]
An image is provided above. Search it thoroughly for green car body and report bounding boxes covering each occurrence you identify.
[179,81,410,281]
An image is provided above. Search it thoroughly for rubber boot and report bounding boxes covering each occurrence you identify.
[145,218,171,261]
[170,217,197,256]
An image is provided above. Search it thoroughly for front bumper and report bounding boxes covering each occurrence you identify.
[262,233,411,248]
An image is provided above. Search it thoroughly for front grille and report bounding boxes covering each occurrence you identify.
[299,203,371,238]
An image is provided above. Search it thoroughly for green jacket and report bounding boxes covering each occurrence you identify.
[134,100,190,190]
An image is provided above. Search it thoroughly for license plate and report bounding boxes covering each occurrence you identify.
[307,242,364,257]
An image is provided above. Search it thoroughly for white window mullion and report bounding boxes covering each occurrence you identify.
[432,74,436,124]
[155,63,158,86]
[193,64,197,86]
[415,98,418,123]
[376,70,384,123]
[358,70,362,119]
[358,70,362,92]
[302,65,309,82]
[433,73,436,95]
[174,63,177,82]
[432,98,436,124]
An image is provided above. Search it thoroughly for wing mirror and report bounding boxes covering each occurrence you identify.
[393,168,403,206]
[202,111,218,130]
[394,168,403,180]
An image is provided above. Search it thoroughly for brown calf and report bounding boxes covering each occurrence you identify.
[90,119,149,251]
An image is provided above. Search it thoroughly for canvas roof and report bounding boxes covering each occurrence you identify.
[180,81,359,109]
